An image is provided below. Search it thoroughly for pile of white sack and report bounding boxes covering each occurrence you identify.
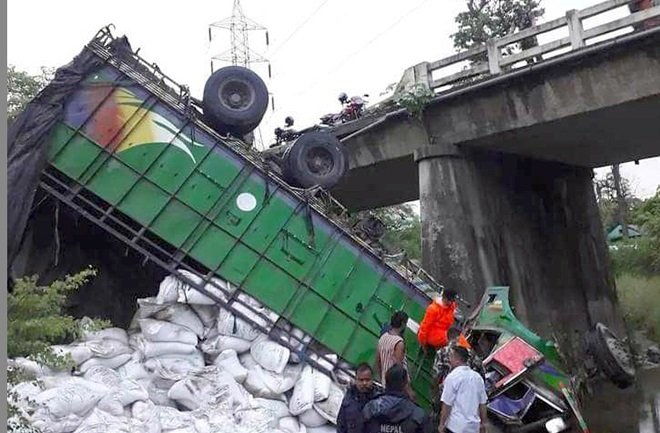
[9,270,350,433]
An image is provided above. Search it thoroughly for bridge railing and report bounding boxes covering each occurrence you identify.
[397,0,660,93]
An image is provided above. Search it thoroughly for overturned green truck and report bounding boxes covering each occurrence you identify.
[7,27,635,433]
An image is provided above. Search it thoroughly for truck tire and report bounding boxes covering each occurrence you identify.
[202,66,268,136]
[587,323,635,389]
[282,131,347,189]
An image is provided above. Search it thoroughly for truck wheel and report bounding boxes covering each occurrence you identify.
[202,66,268,136]
[282,131,347,189]
[587,323,635,389]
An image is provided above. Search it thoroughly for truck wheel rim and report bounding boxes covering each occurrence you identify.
[306,147,334,176]
[218,79,254,111]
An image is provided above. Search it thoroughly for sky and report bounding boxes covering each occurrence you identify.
[7,0,659,198]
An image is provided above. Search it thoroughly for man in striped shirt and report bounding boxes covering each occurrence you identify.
[376,311,409,386]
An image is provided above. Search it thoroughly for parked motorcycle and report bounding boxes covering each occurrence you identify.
[319,92,369,126]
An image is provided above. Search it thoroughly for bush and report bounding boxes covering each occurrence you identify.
[7,268,109,432]
[616,273,660,342]
[609,238,660,277]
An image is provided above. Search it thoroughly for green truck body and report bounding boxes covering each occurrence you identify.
[39,29,437,405]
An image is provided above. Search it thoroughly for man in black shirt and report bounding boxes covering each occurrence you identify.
[362,364,433,433]
[337,363,380,433]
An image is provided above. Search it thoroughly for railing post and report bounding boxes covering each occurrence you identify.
[413,62,433,90]
[566,9,585,49]
[486,39,501,74]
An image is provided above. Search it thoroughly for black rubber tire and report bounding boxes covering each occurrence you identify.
[587,323,635,389]
[202,66,268,136]
[282,131,347,189]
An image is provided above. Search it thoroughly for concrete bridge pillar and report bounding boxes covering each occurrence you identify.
[415,144,625,357]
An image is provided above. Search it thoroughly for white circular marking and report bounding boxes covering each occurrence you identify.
[236,192,257,212]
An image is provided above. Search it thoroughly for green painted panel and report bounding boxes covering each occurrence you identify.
[187,224,235,270]
[213,177,265,238]
[47,123,76,159]
[242,196,295,251]
[150,199,201,248]
[312,246,357,301]
[178,171,225,215]
[344,327,377,365]
[50,133,102,180]
[362,296,392,336]
[145,146,197,194]
[217,243,260,286]
[198,151,241,190]
[334,260,382,321]
[376,281,409,311]
[86,158,140,205]
[243,260,298,314]
[120,179,169,226]
[315,308,354,355]
[287,289,327,335]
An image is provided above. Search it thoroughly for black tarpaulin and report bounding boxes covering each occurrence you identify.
[7,35,133,274]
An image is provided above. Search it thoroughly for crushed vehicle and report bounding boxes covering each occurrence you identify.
[438,286,636,433]
[7,26,635,433]
[319,92,369,126]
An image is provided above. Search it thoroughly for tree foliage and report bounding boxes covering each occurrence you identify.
[7,268,109,432]
[7,65,53,122]
[452,0,545,52]
[371,203,422,261]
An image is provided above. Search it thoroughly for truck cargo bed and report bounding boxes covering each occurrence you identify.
[28,27,438,405]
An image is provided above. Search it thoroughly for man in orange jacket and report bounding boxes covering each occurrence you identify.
[417,289,458,351]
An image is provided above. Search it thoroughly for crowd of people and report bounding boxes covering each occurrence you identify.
[336,289,489,433]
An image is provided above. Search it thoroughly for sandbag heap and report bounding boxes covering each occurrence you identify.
[9,270,347,433]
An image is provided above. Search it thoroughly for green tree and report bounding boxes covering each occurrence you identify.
[355,203,422,261]
[452,0,544,52]
[7,65,53,122]
[7,268,109,432]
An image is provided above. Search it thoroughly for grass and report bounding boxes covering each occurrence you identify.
[616,273,660,343]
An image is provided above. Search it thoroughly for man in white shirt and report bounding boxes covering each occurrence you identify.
[439,346,488,433]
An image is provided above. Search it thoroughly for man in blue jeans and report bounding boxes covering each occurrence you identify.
[439,346,489,433]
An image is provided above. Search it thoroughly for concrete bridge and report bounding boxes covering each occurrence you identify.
[331,0,660,347]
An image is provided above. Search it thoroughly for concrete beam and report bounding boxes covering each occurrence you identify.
[333,30,660,209]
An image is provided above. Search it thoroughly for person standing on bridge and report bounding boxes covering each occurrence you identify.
[439,346,488,433]
[417,289,458,352]
[363,364,433,433]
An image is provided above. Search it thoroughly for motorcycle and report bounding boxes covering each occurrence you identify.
[319,92,369,126]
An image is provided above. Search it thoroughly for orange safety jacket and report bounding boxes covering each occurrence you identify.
[417,298,457,349]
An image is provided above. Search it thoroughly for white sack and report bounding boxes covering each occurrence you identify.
[156,406,194,430]
[313,382,345,424]
[279,416,307,433]
[83,366,121,389]
[312,369,332,402]
[142,341,197,358]
[83,328,129,345]
[146,380,176,408]
[298,408,327,428]
[117,354,150,382]
[213,349,248,383]
[168,367,248,410]
[177,276,230,305]
[149,302,205,337]
[9,357,53,378]
[144,353,205,381]
[34,380,108,418]
[85,339,132,359]
[139,319,198,345]
[251,336,290,374]
[72,407,131,433]
[51,344,94,366]
[306,426,337,433]
[31,411,85,433]
[202,334,252,355]
[254,398,291,419]
[79,353,132,373]
[289,366,315,416]
[191,304,219,328]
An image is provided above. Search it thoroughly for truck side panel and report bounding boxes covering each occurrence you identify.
[46,65,434,403]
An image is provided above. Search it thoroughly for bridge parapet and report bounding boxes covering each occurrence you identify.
[397,0,660,93]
